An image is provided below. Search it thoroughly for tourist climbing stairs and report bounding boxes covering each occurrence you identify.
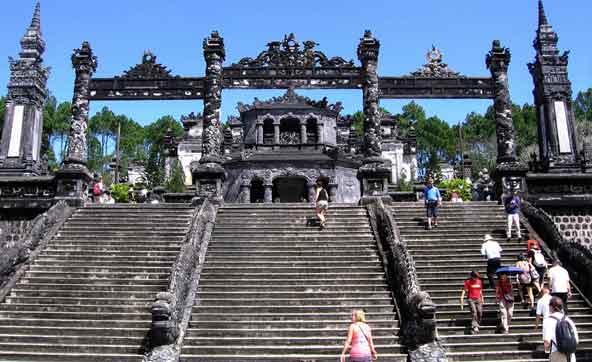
[181,203,406,362]
[392,201,592,361]
[0,203,195,362]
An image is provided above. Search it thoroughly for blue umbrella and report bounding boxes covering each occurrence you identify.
[495,266,524,275]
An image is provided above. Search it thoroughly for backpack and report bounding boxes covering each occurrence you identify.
[551,315,578,355]
[92,183,102,196]
[533,250,547,268]
[518,271,531,285]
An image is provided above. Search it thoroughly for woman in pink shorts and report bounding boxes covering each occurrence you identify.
[340,309,378,362]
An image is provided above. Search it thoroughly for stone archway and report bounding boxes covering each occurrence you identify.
[272,176,308,202]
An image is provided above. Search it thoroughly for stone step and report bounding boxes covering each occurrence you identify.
[438,322,592,335]
[196,296,392,307]
[180,343,403,355]
[205,251,379,259]
[54,234,185,241]
[184,335,399,346]
[0,334,145,345]
[0,351,142,362]
[186,327,397,338]
[69,216,189,223]
[434,301,590,312]
[35,255,177,263]
[187,318,398,328]
[45,244,181,252]
[201,266,384,274]
[0,303,151,314]
[221,204,360,209]
[4,296,152,306]
[9,289,160,299]
[213,222,370,228]
[28,265,172,273]
[0,319,150,329]
[203,260,381,268]
[207,245,379,252]
[0,310,150,321]
[436,313,592,325]
[178,354,407,362]
[193,304,395,314]
[212,228,371,234]
[198,278,386,286]
[20,276,168,286]
[83,203,192,209]
[200,271,385,280]
[198,285,389,292]
[24,270,169,280]
[442,331,592,344]
[0,341,144,354]
[33,259,175,268]
[38,250,179,257]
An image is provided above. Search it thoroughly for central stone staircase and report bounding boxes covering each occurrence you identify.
[0,204,194,362]
[181,203,406,362]
[392,202,592,361]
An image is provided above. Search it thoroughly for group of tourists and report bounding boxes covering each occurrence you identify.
[462,234,579,361]
[91,175,115,204]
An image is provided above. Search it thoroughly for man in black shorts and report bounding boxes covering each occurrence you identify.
[423,177,442,230]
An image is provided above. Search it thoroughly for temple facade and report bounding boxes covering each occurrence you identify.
[176,89,417,203]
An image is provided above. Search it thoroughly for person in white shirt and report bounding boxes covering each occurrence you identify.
[481,234,502,289]
[548,260,572,313]
[535,287,552,330]
[543,296,579,362]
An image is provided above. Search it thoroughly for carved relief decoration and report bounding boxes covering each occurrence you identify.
[120,51,174,80]
[410,46,462,78]
[236,88,342,113]
[232,33,355,69]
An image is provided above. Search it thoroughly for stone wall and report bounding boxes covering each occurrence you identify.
[543,206,592,248]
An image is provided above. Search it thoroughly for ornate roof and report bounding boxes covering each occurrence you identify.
[119,51,176,80]
[410,46,462,78]
[231,33,355,69]
[236,88,343,113]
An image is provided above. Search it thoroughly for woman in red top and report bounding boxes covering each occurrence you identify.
[495,273,515,334]
[340,309,377,362]
[460,271,484,334]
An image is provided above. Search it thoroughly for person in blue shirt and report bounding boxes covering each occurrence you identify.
[423,177,442,230]
[503,191,522,241]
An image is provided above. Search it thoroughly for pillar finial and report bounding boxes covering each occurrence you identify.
[30,2,41,30]
[538,0,549,27]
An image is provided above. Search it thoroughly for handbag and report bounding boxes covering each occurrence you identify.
[529,265,540,281]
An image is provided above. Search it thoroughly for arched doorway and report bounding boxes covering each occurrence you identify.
[272,176,308,203]
[250,178,265,203]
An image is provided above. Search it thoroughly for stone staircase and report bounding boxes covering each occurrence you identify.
[181,203,406,362]
[392,202,592,361]
[0,204,194,362]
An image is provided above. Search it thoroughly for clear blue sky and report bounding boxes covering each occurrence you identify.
[0,0,590,126]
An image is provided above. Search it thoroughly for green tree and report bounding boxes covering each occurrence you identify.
[143,115,183,187]
[166,160,186,193]
[43,96,71,165]
[574,88,592,151]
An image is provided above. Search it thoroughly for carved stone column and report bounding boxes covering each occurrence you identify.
[357,30,390,201]
[357,30,382,159]
[486,40,528,197]
[328,181,338,202]
[256,120,264,147]
[264,182,273,204]
[307,182,316,204]
[55,41,97,206]
[239,176,251,204]
[300,120,307,145]
[193,31,226,200]
[486,40,517,165]
[274,120,280,149]
[316,122,324,145]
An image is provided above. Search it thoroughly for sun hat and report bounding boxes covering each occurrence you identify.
[483,234,494,242]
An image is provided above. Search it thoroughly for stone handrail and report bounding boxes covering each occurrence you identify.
[364,197,447,361]
[521,201,592,305]
[144,198,220,362]
[0,201,74,300]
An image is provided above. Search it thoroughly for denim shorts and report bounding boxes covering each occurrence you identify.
[426,203,438,217]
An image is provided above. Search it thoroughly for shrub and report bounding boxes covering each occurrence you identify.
[111,183,130,203]
[166,160,187,193]
[438,178,472,202]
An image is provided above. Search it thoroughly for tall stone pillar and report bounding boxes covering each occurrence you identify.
[486,40,527,195]
[239,175,251,203]
[192,31,226,200]
[316,122,324,145]
[55,41,97,206]
[528,0,580,172]
[307,182,316,204]
[264,182,273,203]
[357,30,391,202]
[274,121,280,149]
[256,120,264,147]
[300,120,307,145]
[0,2,49,176]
